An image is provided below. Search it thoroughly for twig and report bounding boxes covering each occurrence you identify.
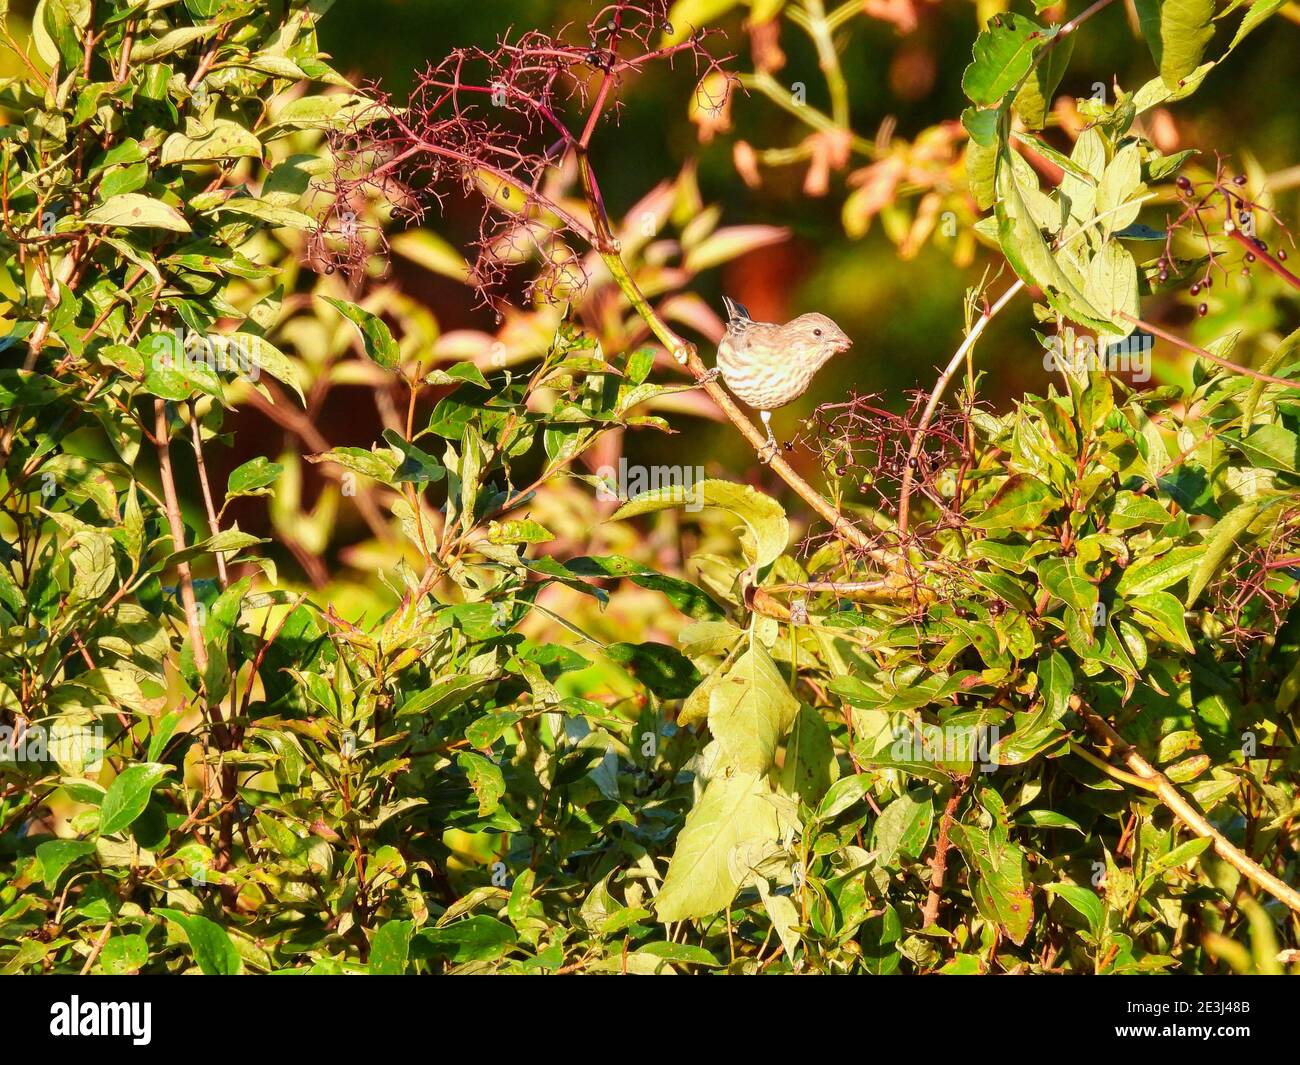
[190,405,228,587]
[1121,313,1300,389]
[921,778,969,928]
[898,279,1024,535]
[1226,227,1300,294]
[80,920,114,975]
[154,400,208,676]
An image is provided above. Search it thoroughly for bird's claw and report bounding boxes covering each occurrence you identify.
[758,436,778,464]
[698,367,722,386]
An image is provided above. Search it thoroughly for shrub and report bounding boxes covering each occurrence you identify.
[1,0,1298,975]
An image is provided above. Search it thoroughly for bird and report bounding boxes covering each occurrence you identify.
[712,296,853,460]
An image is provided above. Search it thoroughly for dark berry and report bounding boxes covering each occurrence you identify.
[1176,176,1192,191]
[1246,252,1256,263]
[1158,269,1169,283]
[1279,249,1289,262]
[1234,174,1248,186]
[1190,282,1201,296]
[1240,212,1251,226]
[1256,239,1268,252]
[1198,303,1208,316]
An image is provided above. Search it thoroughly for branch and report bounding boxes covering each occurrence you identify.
[1121,313,1300,389]
[1076,699,1300,915]
[154,399,208,677]
[593,234,904,569]
[1226,226,1300,294]
[922,777,969,929]
[190,405,228,588]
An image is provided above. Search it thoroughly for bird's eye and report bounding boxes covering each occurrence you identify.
[813,328,823,337]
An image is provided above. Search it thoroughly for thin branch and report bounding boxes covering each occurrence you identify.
[921,778,969,929]
[190,405,228,588]
[898,279,1024,535]
[154,399,208,677]
[1226,227,1300,294]
[1121,313,1300,389]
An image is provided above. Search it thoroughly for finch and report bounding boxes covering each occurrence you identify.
[714,296,853,458]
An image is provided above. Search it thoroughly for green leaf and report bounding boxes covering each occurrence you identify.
[634,941,721,967]
[1223,424,1299,473]
[1115,546,1202,596]
[655,770,781,923]
[1085,241,1140,340]
[1128,591,1194,652]
[1013,31,1073,130]
[382,429,446,485]
[1186,498,1277,607]
[457,752,505,817]
[1047,883,1105,936]
[35,839,97,891]
[778,704,836,805]
[85,193,190,232]
[99,934,149,974]
[1142,837,1212,885]
[607,641,702,699]
[321,296,400,370]
[706,645,799,774]
[154,908,242,975]
[369,920,413,975]
[1135,0,1216,90]
[241,334,305,404]
[227,456,283,499]
[950,824,1034,945]
[1038,555,1098,613]
[962,13,1054,106]
[308,445,400,484]
[612,479,789,569]
[873,790,934,867]
[995,156,1110,332]
[99,763,170,836]
[160,120,262,165]
[1094,143,1145,237]
[970,474,1059,530]
[418,916,516,963]
[1039,649,1074,721]
[1108,490,1171,531]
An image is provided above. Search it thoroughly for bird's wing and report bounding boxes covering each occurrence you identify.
[722,296,752,325]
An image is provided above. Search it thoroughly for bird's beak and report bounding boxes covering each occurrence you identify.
[836,338,853,355]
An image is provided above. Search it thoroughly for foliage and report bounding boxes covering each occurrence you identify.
[2,0,1299,976]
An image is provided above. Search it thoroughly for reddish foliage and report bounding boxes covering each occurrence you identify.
[316,2,732,308]
[795,388,977,563]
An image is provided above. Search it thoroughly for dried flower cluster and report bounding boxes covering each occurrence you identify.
[317,2,731,306]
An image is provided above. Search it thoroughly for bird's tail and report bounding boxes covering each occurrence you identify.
[722,295,752,325]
